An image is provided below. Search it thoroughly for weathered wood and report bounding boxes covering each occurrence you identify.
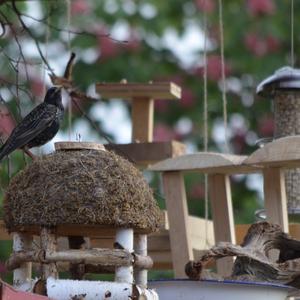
[12,233,32,290]
[132,97,154,142]
[134,234,148,287]
[105,140,186,165]
[244,136,300,168]
[96,82,181,100]
[209,174,235,276]
[115,228,134,283]
[6,223,151,237]
[40,228,58,280]
[55,142,106,151]
[263,168,289,232]
[7,249,152,270]
[150,152,256,174]
[162,171,193,277]
[185,222,300,288]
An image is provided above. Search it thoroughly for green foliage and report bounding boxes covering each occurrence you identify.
[0,0,297,277]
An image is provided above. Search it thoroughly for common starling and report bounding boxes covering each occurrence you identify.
[0,86,64,162]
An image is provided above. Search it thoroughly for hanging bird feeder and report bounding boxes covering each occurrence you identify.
[4,142,161,300]
[257,66,300,218]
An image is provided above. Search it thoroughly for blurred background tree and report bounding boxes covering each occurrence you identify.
[0,0,297,278]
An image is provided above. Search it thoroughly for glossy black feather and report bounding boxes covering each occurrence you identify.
[0,87,64,161]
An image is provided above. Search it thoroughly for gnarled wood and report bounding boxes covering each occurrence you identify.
[185,222,300,288]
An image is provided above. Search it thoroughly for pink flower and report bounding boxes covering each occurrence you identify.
[247,0,276,16]
[124,30,141,52]
[180,89,195,108]
[30,79,44,98]
[154,123,176,141]
[195,0,216,13]
[244,32,268,57]
[71,0,91,15]
[95,27,120,59]
[244,32,280,56]
[0,105,15,140]
[266,35,281,53]
[195,55,231,81]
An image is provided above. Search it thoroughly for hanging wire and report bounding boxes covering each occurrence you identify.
[218,0,229,152]
[291,0,295,67]
[66,0,72,140]
[201,0,210,247]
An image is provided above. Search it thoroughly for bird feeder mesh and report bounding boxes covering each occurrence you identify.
[3,149,162,232]
[274,91,300,209]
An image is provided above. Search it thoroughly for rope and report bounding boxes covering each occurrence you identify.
[218,0,229,152]
[66,0,72,140]
[202,0,210,247]
[291,0,295,67]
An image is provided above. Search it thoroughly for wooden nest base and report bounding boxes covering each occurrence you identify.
[4,149,161,232]
[185,222,300,288]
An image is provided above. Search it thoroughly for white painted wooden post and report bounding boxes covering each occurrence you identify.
[115,228,134,283]
[134,234,148,287]
[13,232,32,291]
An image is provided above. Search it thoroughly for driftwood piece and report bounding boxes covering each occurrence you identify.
[185,222,300,288]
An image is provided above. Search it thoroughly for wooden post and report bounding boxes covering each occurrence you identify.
[263,168,289,233]
[209,174,236,276]
[12,232,32,291]
[132,97,154,143]
[115,228,134,283]
[162,171,192,278]
[40,227,58,280]
[134,234,148,287]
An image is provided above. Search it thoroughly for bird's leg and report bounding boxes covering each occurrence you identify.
[23,148,36,160]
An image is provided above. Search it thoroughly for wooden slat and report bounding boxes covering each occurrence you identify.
[105,141,186,165]
[263,168,289,233]
[3,224,150,237]
[96,82,181,100]
[209,174,235,276]
[244,136,300,168]
[149,152,257,174]
[162,172,193,277]
[55,142,105,151]
[131,98,154,142]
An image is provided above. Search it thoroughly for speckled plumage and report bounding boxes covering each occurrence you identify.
[0,87,64,162]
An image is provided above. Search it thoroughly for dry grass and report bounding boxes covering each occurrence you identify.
[4,149,161,232]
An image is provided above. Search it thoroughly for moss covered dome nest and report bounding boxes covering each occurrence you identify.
[4,149,161,232]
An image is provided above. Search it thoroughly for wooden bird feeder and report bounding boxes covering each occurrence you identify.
[257,66,300,217]
[96,81,185,166]
[3,142,160,299]
[149,136,300,278]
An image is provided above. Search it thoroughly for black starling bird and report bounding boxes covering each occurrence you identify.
[0,86,64,162]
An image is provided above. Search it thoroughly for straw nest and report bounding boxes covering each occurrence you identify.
[4,149,161,232]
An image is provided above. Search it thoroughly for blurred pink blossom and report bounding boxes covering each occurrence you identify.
[195,55,231,81]
[195,0,216,13]
[0,105,16,140]
[71,0,91,15]
[244,32,280,56]
[154,123,176,141]
[246,0,276,16]
[180,89,196,108]
[30,79,44,98]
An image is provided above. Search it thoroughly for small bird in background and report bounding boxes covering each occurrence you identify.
[0,86,64,162]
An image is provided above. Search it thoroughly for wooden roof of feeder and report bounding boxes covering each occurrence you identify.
[3,142,161,234]
[257,66,300,96]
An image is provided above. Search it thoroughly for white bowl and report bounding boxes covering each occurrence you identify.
[149,279,292,300]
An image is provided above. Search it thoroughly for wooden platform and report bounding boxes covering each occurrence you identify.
[96,82,181,100]
[105,141,186,165]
